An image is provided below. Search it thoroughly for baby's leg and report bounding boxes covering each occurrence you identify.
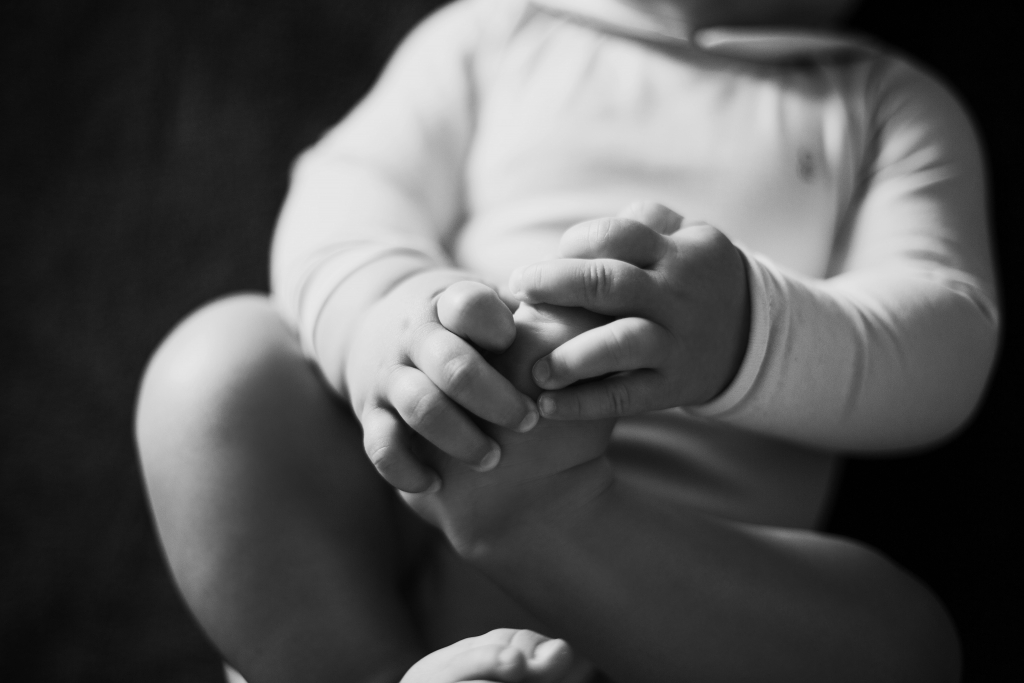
[135,295,422,683]
[409,297,961,681]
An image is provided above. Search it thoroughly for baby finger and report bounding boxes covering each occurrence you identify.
[412,327,539,433]
[388,365,503,472]
[437,280,517,352]
[509,258,654,316]
[615,201,684,235]
[538,369,670,420]
[532,317,673,391]
[558,216,668,266]
[361,406,440,493]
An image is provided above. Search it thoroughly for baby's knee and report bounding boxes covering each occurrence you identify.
[135,293,302,467]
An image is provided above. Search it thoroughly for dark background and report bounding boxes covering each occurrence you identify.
[0,0,1018,680]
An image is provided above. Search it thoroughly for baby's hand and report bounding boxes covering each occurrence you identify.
[400,301,616,551]
[400,629,576,683]
[346,271,539,494]
[508,202,751,420]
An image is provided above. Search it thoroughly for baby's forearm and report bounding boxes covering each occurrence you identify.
[689,256,999,452]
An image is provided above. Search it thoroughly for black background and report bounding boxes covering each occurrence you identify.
[1,0,1018,680]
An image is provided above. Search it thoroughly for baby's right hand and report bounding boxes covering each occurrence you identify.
[346,270,539,493]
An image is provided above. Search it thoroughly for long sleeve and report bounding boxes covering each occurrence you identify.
[270,0,491,391]
[690,58,1000,452]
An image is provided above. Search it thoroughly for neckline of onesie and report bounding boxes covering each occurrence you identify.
[529,0,878,63]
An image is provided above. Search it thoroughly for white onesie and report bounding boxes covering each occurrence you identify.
[271,0,999,528]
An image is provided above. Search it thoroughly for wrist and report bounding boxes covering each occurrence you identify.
[385,267,487,306]
[339,267,491,403]
[319,261,482,397]
[313,253,435,395]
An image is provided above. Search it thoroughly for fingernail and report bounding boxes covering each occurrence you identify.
[473,443,501,472]
[517,404,539,432]
[508,269,524,298]
[424,477,442,494]
[533,359,551,385]
[539,395,556,417]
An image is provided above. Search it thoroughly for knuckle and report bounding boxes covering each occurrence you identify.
[406,389,447,431]
[623,200,650,217]
[560,390,585,418]
[365,437,400,474]
[363,413,397,462]
[441,353,480,396]
[605,325,633,364]
[688,222,727,249]
[608,383,633,415]
[587,218,615,252]
[582,262,614,301]
[481,628,518,644]
[448,281,488,316]
[519,265,542,292]
[367,443,396,472]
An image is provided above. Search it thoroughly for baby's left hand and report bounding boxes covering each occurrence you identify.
[508,202,750,420]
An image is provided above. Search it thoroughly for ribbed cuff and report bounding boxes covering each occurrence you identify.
[686,251,772,418]
[298,244,438,358]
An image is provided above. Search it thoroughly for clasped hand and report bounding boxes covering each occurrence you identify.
[345,269,539,494]
[345,202,750,501]
[510,202,751,421]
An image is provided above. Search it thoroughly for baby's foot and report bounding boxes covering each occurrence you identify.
[405,302,618,549]
[485,303,617,476]
[400,628,574,683]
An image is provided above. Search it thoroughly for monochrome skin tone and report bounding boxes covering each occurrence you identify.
[135,0,998,680]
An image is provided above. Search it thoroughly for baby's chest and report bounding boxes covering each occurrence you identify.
[466,39,865,277]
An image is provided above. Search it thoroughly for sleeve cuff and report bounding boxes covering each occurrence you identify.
[299,244,440,358]
[685,251,773,418]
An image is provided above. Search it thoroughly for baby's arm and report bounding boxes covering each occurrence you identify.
[270,0,540,490]
[516,60,999,452]
[509,201,751,416]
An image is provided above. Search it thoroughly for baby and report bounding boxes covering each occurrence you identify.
[135,0,999,681]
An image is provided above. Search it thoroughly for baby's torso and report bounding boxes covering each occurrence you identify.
[451,1,881,528]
